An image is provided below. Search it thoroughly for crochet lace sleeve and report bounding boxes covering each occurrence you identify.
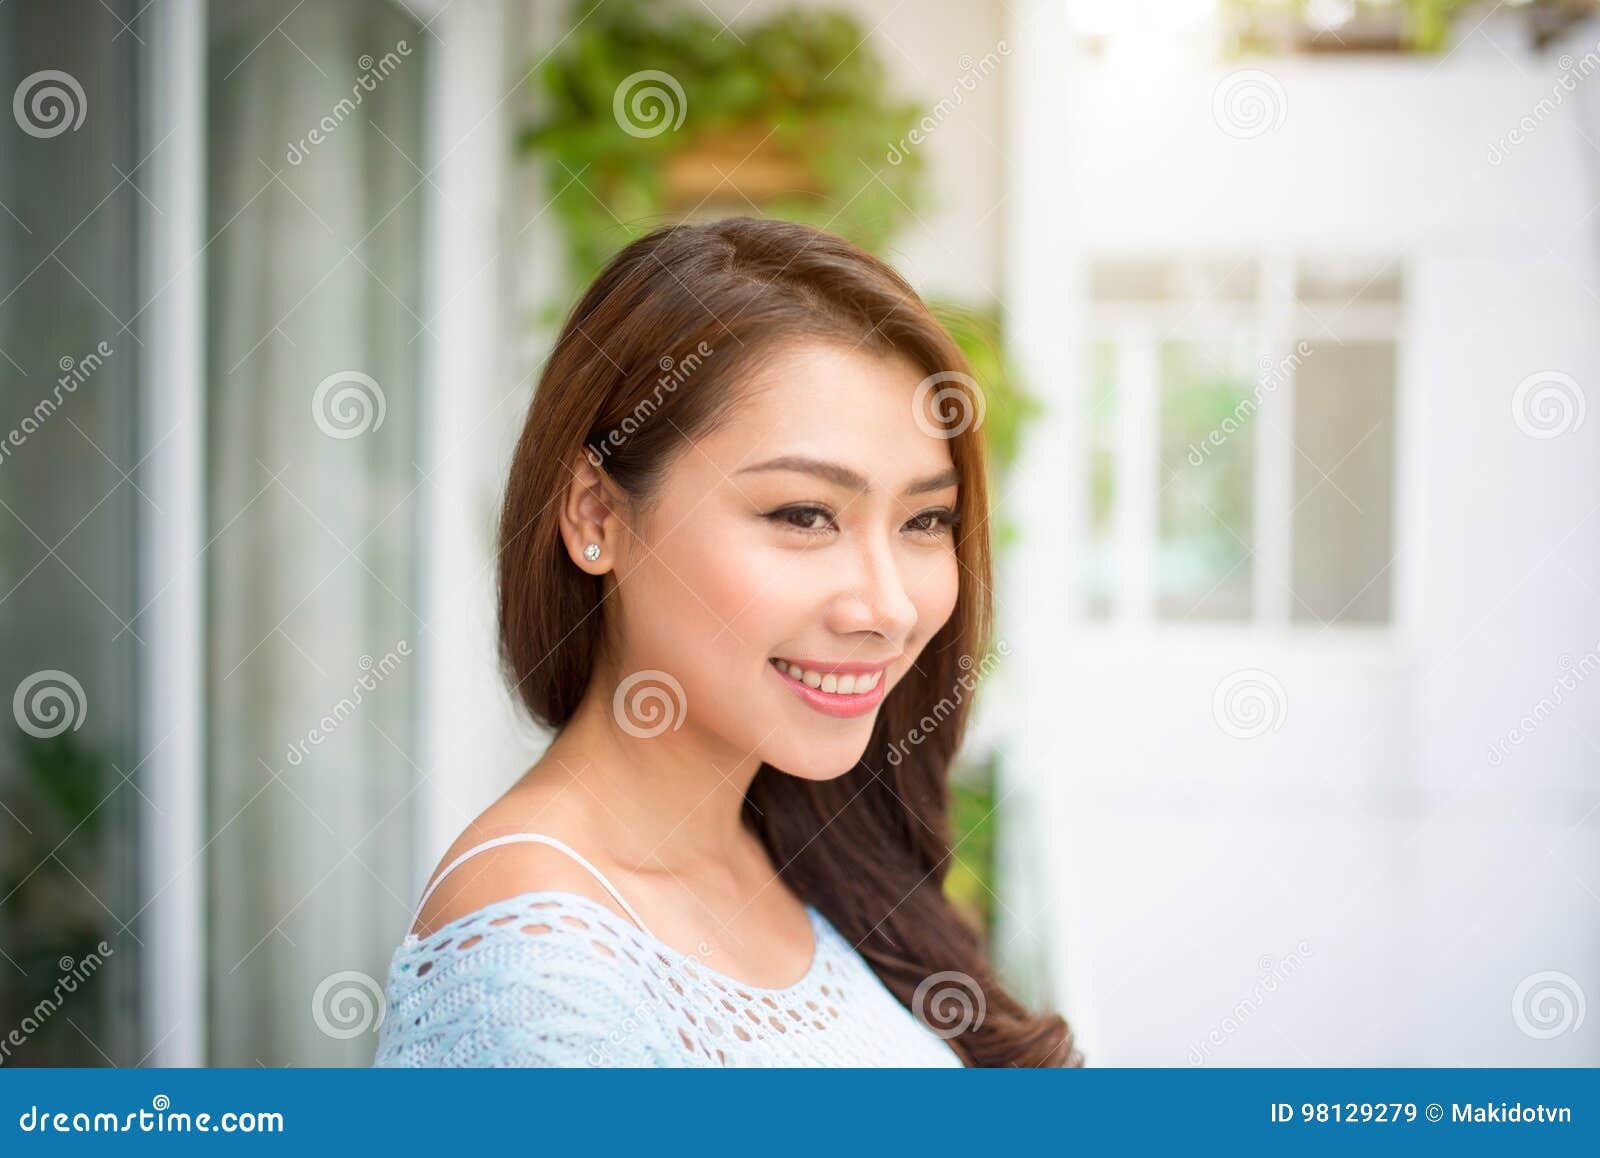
[373,903,678,1068]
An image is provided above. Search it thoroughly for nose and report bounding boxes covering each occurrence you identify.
[824,530,919,643]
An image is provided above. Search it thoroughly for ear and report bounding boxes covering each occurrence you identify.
[558,450,626,573]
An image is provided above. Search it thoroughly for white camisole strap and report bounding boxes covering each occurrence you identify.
[407,832,655,939]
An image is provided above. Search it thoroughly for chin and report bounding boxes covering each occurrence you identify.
[763,736,875,782]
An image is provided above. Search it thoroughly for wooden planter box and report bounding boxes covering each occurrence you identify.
[663,124,824,216]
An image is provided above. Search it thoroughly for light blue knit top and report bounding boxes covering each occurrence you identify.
[372,833,965,1068]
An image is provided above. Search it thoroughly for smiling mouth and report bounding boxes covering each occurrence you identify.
[766,656,895,720]
[767,657,886,696]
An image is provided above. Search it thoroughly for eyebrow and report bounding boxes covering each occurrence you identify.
[736,455,960,497]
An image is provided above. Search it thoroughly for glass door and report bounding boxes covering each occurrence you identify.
[203,0,426,1066]
[0,0,144,1067]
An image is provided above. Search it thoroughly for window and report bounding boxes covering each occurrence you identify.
[1084,255,1400,628]
[0,0,143,1066]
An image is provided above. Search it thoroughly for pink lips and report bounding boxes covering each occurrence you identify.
[767,657,893,719]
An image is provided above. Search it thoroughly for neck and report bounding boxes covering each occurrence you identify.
[534,669,764,873]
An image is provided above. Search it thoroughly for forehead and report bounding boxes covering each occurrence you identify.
[698,339,957,482]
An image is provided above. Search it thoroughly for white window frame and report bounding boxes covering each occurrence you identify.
[1081,251,1408,642]
[139,0,206,1067]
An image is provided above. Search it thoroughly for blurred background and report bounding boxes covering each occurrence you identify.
[2,0,1597,1067]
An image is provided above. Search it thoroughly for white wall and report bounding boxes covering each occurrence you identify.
[1007,3,1600,1064]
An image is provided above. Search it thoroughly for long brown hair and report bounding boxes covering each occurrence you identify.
[497,216,1080,1068]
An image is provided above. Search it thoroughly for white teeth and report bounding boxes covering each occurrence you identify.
[771,658,884,696]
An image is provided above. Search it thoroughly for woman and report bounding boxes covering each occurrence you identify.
[374,217,1080,1067]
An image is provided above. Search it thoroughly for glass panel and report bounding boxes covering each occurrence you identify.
[1290,342,1396,625]
[205,0,424,1065]
[1156,340,1255,620]
[0,0,142,1065]
[1083,340,1116,619]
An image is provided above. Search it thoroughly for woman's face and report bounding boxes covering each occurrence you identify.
[603,339,964,781]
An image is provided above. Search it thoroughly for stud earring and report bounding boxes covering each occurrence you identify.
[582,542,601,562]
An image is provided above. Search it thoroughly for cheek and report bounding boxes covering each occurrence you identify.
[638,520,791,661]
[909,550,961,640]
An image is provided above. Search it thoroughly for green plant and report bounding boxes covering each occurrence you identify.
[1,732,114,1063]
[945,752,999,936]
[520,0,927,290]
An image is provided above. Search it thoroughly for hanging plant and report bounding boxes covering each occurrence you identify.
[519,0,928,290]
[518,0,1040,494]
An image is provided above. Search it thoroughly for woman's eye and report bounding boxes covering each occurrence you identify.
[766,505,836,535]
[906,508,961,537]
[765,505,961,539]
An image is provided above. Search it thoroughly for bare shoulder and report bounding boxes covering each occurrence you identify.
[408,790,635,941]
